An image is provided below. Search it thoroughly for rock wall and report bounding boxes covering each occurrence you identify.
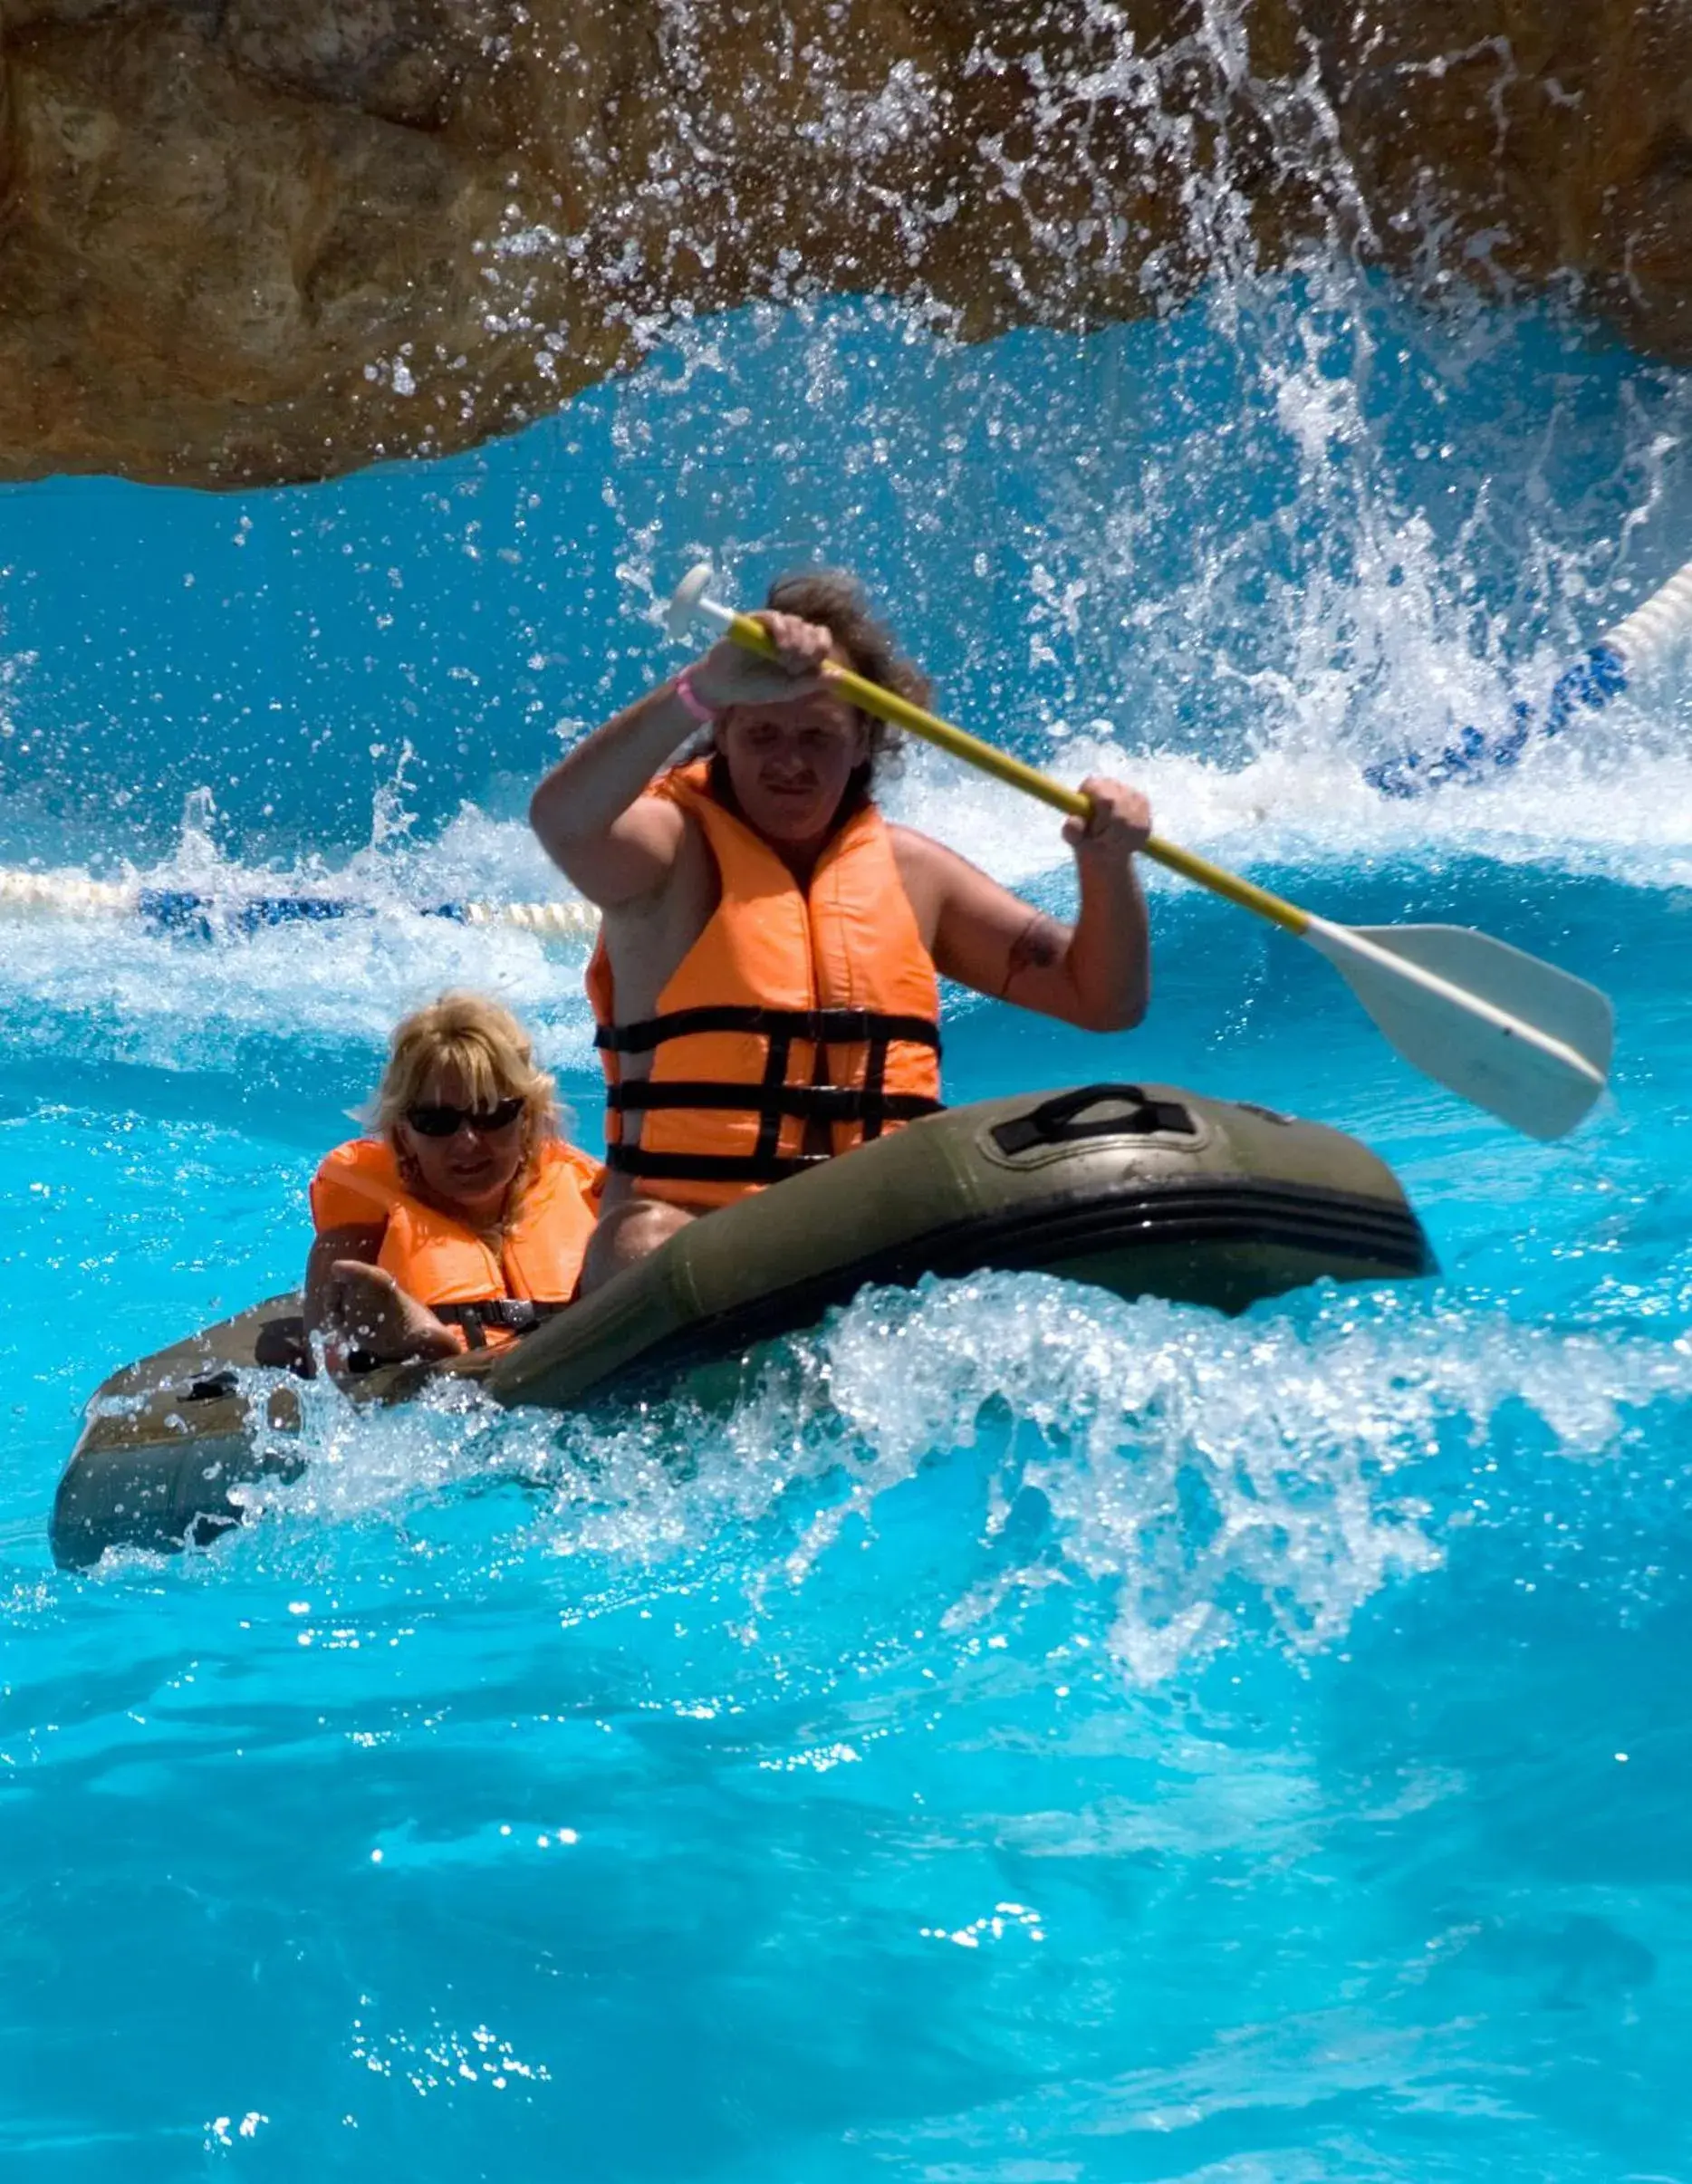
[1,0,1688,486]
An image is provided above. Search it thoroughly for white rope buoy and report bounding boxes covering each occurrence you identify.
[0,871,137,918]
[1601,558,1692,671]
[458,898,601,938]
[0,872,602,941]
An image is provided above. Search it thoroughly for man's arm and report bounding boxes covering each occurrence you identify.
[906,776,1152,1032]
[529,613,837,909]
[528,683,697,910]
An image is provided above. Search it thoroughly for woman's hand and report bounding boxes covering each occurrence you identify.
[688,611,837,711]
[1062,775,1152,865]
[325,1261,464,1364]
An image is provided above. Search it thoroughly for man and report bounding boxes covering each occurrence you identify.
[530,570,1152,1289]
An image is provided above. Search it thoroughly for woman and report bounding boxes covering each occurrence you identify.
[304,991,602,1366]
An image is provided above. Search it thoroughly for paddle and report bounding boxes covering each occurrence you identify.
[665,565,1614,1141]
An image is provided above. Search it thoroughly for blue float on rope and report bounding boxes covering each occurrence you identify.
[1364,643,1630,798]
[133,890,479,940]
[1363,552,1692,798]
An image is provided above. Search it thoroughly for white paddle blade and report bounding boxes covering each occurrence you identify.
[1350,924,1614,1080]
[1304,920,1612,1140]
[664,563,717,640]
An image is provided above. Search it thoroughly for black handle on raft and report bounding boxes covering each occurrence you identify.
[989,1084,1196,1157]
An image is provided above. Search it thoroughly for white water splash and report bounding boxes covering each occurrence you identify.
[219,1275,1692,1686]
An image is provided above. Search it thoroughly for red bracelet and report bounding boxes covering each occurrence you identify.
[673,669,716,726]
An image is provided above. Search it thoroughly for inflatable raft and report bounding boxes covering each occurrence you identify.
[52,1082,1434,1567]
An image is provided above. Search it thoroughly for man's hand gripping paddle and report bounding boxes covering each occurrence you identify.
[666,565,1614,1141]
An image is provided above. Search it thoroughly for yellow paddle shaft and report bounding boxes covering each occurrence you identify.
[718,608,1311,939]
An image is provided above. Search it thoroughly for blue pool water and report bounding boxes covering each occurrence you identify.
[3,268,1692,2179]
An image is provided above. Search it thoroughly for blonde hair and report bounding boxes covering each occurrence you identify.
[373,991,560,1197]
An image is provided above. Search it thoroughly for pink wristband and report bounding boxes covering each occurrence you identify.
[673,669,716,726]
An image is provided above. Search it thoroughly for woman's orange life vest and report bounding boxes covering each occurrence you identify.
[310,1137,603,1347]
[586,760,944,1210]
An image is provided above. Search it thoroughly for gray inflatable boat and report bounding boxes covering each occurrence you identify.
[52,1082,1434,1567]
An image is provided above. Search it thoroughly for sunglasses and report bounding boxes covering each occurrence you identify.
[405,1095,525,1139]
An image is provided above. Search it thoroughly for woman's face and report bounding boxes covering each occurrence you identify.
[395,1062,527,1218]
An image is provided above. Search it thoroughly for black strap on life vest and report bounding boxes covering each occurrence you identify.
[596,1004,944,1186]
[433,1299,570,1351]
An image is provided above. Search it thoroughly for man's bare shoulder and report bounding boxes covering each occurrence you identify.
[545,781,694,917]
[888,821,992,881]
[885,819,945,857]
[597,799,718,1021]
[619,784,694,867]
[886,822,971,937]
[593,795,701,922]
[887,818,1007,892]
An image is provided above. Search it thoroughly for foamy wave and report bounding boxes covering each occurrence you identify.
[216,1275,1692,1687]
[894,712,1692,890]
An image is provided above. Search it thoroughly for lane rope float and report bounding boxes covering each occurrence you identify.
[0,871,600,941]
[1366,550,1692,797]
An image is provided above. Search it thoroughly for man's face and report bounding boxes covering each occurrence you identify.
[716,686,871,847]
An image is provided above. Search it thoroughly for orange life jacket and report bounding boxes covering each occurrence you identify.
[309,1137,603,1348]
[586,760,943,1210]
